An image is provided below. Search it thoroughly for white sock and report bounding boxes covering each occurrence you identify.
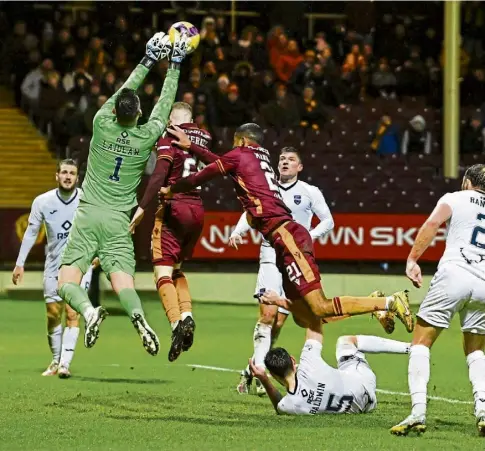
[171,320,179,331]
[181,312,193,321]
[48,324,63,362]
[385,296,393,310]
[408,344,430,417]
[60,327,80,368]
[252,322,272,368]
[467,350,485,416]
[356,335,410,354]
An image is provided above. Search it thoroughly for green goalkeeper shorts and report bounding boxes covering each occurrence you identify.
[60,201,136,277]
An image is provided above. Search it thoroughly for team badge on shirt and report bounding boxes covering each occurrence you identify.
[294,195,302,205]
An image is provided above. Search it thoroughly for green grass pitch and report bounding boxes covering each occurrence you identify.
[1,298,484,450]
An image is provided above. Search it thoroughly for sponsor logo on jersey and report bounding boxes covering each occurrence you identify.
[57,220,72,239]
[294,195,301,205]
[49,210,58,215]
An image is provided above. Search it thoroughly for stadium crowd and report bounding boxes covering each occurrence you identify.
[3,4,485,211]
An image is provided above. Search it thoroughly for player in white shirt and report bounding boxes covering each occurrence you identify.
[229,147,335,395]
[249,290,410,416]
[12,159,94,379]
[391,164,485,437]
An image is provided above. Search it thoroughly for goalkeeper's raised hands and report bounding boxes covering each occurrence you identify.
[170,32,189,64]
[140,32,172,69]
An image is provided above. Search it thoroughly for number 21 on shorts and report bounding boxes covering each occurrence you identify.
[109,156,123,182]
[286,262,302,283]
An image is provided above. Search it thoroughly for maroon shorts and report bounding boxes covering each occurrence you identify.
[151,200,204,266]
[271,221,322,301]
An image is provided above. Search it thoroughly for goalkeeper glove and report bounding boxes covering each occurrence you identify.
[170,33,189,65]
[140,32,172,69]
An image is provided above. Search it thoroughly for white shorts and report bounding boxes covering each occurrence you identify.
[418,263,485,334]
[255,259,289,315]
[335,339,377,413]
[44,265,94,304]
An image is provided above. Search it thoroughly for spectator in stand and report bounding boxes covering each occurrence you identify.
[252,70,276,111]
[422,28,441,61]
[371,114,400,156]
[50,28,72,61]
[79,79,101,113]
[342,44,366,76]
[100,70,117,97]
[363,44,376,73]
[216,83,251,127]
[21,58,54,114]
[370,58,397,98]
[202,61,218,85]
[6,20,30,106]
[342,44,366,101]
[297,85,326,131]
[63,65,92,95]
[461,115,485,154]
[199,17,219,64]
[67,72,91,109]
[305,62,345,108]
[401,115,431,155]
[268,27,288,72]
[274,39,303,83]
[290,50,316,94]
[113,46,129,74]
[180,67,204,97]
[75,25,91,55]
[250,32,269,72]
[38,71,68,134]
[83,37,108,78]
[108,15,131,52]
[182,92,195,109]
[138,82,156,124]
[260,83,299,131]
[232,62,254,99]
[462,69,485,106]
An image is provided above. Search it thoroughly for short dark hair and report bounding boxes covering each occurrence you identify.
[235,123,264,145]
[464,164,485,191]
[280,146,302,162]
[57,158,78,172]
[115,88,140,125]
[264,347,293,379]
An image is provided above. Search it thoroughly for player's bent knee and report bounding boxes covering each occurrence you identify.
[154,265,173,283]
[463,332,485,356]
[46,303,62,327]
[110,271,135,294]
[65,304,79,327]
[259,304,277,325]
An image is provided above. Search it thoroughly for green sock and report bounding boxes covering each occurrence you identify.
[119,288,145,317]
[59,283,93,316]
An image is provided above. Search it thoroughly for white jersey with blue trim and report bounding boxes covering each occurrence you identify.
[19,188,81,278]
[231,180,334,263]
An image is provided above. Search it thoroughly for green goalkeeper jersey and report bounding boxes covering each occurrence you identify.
[81,64,179,212]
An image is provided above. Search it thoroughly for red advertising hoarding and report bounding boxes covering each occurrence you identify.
[1,210,444,264]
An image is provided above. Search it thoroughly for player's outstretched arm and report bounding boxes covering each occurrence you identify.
[249,359,283,413]
[144,35,189,139]
[229,213,251,249]
[168,126,219,164]
[406,199,452,288]
[309,187,335,240]
[12,198,43,285]
[94,32,172,124]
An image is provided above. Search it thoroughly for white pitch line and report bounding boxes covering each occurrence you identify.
[185,364,473,405]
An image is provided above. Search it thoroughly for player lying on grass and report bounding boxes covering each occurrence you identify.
[12,160,95,378]
[249,290,410,415]
[57,31,188,356]
[162,123,414,336]
[129,102,212,362]
[228,147,335,395]
[391,164,485,437]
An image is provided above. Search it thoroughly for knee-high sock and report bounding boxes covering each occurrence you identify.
[173,270,192,320]
[332,296,388,317]
[252,322,272,368]
[157,277,181,327]
[60,327,80,368]
[48,324,62,362]
[408,344,430,417]
[118,288,145,317]
[59,283,93,319]
[356,335,410,354]
[467,350,485,416]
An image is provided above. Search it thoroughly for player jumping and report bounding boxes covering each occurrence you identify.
[391,164,485,437]
[57,32,188,355]
[12,159,94,378]
[162,123,414,334]
[129,102,212,362]
[249,290,410,416]
[228,147,335,395]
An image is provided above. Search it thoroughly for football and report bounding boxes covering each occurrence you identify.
[168,21,200,55]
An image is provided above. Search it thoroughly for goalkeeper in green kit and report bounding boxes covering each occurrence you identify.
[58,31,188,356]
